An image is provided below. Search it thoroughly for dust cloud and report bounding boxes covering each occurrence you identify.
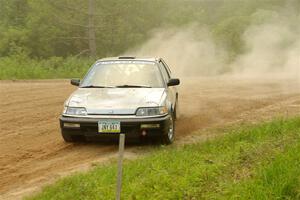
[126,25,227,77]
[231,7,300,80]
[125,6,300,81]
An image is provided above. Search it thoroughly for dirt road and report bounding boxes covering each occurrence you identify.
[1,77,300,199]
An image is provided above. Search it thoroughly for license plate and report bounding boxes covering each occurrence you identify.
[98,120,121,133]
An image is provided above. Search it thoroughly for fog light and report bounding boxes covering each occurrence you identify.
[140,124,160,129]
[141,130,147,136]
[64,123,80,128]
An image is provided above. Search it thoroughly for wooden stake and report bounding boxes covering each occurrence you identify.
[116,133,125,200]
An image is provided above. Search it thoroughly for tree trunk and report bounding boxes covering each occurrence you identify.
[88,0,96,58]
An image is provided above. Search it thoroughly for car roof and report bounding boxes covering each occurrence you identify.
[96,56,160,63]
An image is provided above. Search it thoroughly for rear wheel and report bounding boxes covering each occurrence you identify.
[161,113,175,145]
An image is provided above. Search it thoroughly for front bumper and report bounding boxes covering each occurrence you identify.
[59,115,170,140]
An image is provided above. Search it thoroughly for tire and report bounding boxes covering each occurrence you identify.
[174,98,179,120]
[174,106,178,121]
[61,130,74,142]
[161,113,175,145]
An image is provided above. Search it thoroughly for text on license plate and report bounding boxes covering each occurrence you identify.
[98,121,120,133]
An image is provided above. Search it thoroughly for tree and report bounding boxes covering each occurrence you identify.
[88,0,96,58]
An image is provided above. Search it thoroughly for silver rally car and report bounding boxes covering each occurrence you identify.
[59,56,180,144]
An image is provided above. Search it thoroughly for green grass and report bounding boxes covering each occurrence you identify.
[26,117,300,200]
[0,56,93,80]
[222,143,300,200]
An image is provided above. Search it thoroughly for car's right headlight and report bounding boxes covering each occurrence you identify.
[136,106,168,116]
[64,107,87,116]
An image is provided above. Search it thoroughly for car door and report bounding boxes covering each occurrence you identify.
[158,59,178,114]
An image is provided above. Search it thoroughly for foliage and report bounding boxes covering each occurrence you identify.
[0,55,92,79]
[0,0,299,79]
[0,0,296,59]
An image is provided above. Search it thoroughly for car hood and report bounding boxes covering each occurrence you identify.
[67,88,166,115]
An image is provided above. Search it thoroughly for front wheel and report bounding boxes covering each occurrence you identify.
[161,114,175,145]
[61,130,74,142]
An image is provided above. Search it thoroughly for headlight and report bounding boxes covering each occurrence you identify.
[65,107,87,115]
[136,106,168,116]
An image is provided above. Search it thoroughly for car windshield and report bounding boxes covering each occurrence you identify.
[80,61,164,88]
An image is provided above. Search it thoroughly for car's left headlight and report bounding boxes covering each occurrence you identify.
[136,106,168,116]
[64,107,87,115]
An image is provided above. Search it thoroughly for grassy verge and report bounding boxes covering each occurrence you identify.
[27,117,300,200]
[0,56,93,80]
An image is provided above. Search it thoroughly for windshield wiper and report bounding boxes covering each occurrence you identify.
[80,85,115,88]
[115,84,152,88]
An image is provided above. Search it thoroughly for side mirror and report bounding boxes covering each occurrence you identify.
[70,79,80,86]
[167,78,180,86]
